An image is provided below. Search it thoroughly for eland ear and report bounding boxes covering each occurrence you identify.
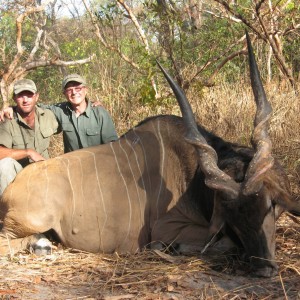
[284,197,300,217]
[201,193,225,254]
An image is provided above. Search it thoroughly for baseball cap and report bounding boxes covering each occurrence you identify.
[62,74,86,90]
[13,79,37,95]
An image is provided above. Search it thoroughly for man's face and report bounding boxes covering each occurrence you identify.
[63,81,87,106]
[13,90,39,115]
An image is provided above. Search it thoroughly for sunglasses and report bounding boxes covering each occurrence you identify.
[64,86,85,95]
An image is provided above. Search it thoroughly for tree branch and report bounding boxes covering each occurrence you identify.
[82,0,140,71]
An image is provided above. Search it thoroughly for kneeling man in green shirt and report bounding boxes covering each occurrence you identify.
[0,79,59,195]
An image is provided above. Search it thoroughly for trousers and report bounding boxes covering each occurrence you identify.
[0,158,23,196]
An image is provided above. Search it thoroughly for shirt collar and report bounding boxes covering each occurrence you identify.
[14,106,41,128]
[66,99,92,117]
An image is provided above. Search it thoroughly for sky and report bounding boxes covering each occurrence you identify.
[49,0,87,18]
[0,0,87,18]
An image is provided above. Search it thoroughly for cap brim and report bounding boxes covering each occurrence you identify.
[14,87,36,94]
[62,73,87,90]
[63,81,85,90]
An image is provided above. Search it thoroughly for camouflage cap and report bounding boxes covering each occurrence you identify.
[13,79,37,95]
[62,74,86,90]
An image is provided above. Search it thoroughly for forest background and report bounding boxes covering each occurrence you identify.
[0,0,299,194]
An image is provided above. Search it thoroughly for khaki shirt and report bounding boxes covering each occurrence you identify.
[0,106,58,167]
[45,100,118,153]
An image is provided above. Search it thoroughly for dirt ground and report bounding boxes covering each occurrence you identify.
[0,213,299,300]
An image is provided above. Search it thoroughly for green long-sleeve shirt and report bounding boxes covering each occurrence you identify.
[43,100,118,153]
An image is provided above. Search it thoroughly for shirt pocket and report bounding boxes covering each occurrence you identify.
[86,128,100,136]
[86,127,101,146]
[41,127,56,138]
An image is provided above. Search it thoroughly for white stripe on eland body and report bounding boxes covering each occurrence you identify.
[59,157,77,223]
[44,161,50,204]
[70,150,108,251]
[123,133,145,227]
[152,120,165,219]
[25,163,37,221]
[132,128,152,194]
[64,155,86,224]
[110,141,133,248]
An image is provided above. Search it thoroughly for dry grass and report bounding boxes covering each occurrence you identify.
[187,80,300,195]
[33,80,300,299]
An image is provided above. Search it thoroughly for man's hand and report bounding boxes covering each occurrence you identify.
[0,110,5,122]
[92,101,103,107]
[0,107,13,122]
[0,146,45,162]
[26,149,46,162]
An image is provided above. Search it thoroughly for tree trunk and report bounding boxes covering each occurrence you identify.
[187,0,202,31]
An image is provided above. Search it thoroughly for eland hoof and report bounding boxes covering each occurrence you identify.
[29,237,53,255]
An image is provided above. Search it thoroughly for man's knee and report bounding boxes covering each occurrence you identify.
[0,158,23,196]
[0,158,23,173]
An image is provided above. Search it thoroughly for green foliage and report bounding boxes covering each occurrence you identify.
[31,67,63,104]
[61,37,95,59]
[94,1,121,25]
[285,1,296,11]
[284,37,300,75]
[0,12,16,68]
[2,0,299,108]
[139,80,156,105]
